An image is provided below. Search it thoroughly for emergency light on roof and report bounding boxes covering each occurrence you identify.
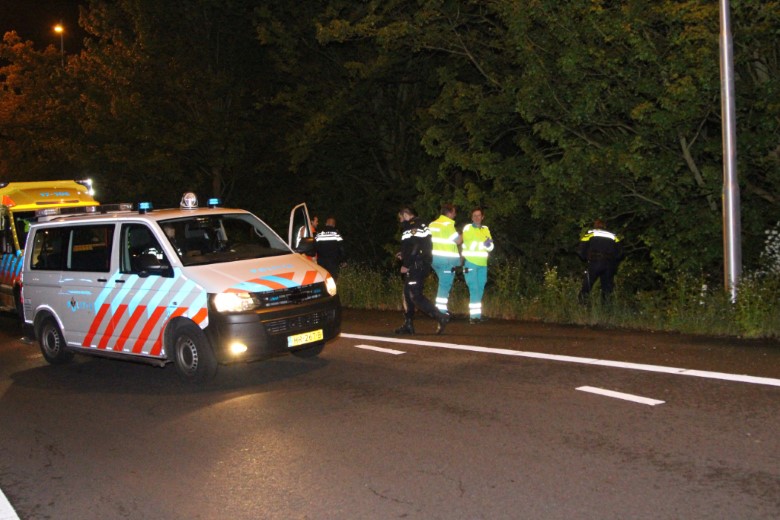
[75,179,94,196]
[138,201,153,214]
[34,205,98,218]
[99,202,133,213]
[35,208,59,217]
[180,192,198,210]
[207,197,221,208]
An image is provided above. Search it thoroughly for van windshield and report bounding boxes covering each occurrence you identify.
[159,213,290,266]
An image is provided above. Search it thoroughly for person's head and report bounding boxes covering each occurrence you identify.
[163,225,176,240]
[325,217,337,227]
[440,203,456,219]
[470,207,484,226]
[398,206,416,223]
[593,219,605,230]
[311,215,319,229]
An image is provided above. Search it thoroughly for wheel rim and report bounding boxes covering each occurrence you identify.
[176,335,199,374]
[42,324,61,356]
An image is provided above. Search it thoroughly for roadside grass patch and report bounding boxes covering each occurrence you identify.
[337,262,780,339]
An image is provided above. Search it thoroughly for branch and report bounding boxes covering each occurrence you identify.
[744,179,778,205]
[678,133,718,212]
[445,12,501,89]
[618,180,666,208]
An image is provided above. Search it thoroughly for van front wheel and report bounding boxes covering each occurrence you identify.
[171,322,217,384]
[38,317,74,365]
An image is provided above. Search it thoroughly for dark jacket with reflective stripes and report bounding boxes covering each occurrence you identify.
[399,217,433,270]
[576,229,624,263]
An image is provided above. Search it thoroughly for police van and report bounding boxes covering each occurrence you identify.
[21,193,341,383]
[0,180,98,317]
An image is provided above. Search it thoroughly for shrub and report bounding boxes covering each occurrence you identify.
[336,262,780,338]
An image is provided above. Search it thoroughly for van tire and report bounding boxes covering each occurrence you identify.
[38,317,74,365]
[171,322,217,384]
[290,342,324,359]
[13,285,24,322]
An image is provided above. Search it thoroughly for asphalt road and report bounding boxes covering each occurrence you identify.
[1,309,779,519]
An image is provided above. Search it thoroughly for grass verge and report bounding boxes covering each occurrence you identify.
[336,262,780,339]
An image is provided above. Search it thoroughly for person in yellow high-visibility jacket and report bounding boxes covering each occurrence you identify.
[429,203,462,315]
[461,207,494,323]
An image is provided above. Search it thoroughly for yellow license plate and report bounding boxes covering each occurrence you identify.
[287,329,324,348]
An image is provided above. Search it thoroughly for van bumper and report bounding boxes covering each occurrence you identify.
[203,296,341,364]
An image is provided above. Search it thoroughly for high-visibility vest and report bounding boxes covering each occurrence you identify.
[429,215,460,260]
[461,224,494,266]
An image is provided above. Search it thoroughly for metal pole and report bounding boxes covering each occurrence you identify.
[719,0,741,302]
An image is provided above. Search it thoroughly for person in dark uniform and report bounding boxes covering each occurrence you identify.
[576,219,624,302]
[394,206,450,335]
[315,216,345,280]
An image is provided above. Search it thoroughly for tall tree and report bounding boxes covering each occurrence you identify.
[256,0,447,262]
[73,0,269,205]
[0,32,81,179]
[317,0,780,282]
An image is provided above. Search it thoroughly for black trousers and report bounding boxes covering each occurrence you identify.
[319,259,340,280]
[580,260,618,300]
[403,266,439,320]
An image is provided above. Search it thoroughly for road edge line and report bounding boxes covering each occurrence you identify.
[340,333,780,388]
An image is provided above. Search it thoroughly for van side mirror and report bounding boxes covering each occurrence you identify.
[137,253,172,278]
[295,236,317,256]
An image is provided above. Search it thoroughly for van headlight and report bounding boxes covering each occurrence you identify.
[325,275,337,296]
[212,292,257,313]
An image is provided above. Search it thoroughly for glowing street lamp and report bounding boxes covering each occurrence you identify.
[53,23,64,66]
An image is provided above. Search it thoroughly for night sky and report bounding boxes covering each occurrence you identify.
[0,0,85,50]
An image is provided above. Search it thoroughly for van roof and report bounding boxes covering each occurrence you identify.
[0,180,98,212]
[31,206,251,226]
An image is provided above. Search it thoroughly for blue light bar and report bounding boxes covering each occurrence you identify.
[138,201,153,214]
[207,197,221,208]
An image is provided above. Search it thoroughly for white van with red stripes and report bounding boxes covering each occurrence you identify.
[21,193,340,383]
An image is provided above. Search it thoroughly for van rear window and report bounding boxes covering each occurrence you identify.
[30,224,114,272]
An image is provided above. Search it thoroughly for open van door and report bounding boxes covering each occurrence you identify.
[288,203,316,256]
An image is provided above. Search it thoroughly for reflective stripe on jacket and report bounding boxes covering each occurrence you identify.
[576,229,623,263]
[461,224,493,266]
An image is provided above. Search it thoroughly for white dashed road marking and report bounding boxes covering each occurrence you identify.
[354,344,406,355]
[577,386,666,406]
[340,333,780,388]
[0,487,20,520]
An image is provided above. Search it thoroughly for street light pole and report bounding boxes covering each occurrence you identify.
[53,22,64,66]
[719,0,741,302]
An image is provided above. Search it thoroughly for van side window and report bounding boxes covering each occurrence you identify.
[1,214,14,254]
[121,224,171,275]
[68,225,114,272]
[30,228,67,270]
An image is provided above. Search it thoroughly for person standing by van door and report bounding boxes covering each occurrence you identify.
[461,207,494,323]
[429,203,461,315]
[315,216,345,280]
[297,215,319,262]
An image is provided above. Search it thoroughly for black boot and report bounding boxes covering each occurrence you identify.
[395,318,415,335]
[436,312,450,335]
